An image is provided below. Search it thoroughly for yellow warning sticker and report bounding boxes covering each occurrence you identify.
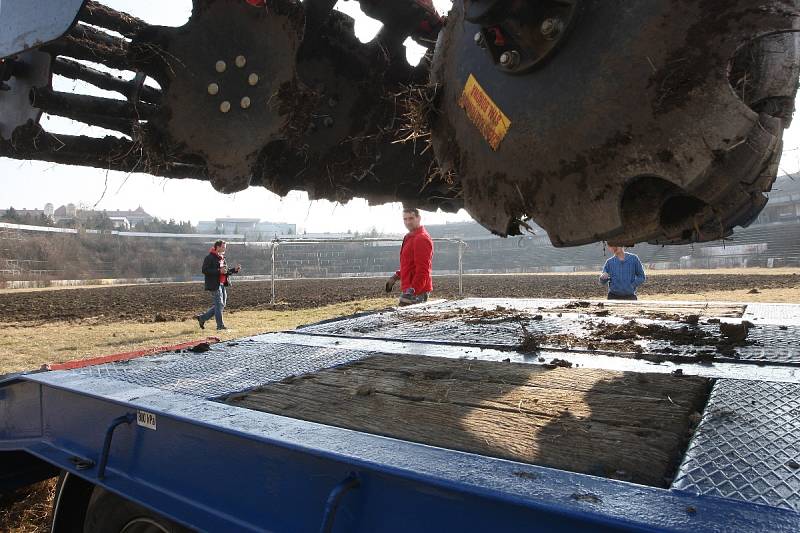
[458,74,511,150]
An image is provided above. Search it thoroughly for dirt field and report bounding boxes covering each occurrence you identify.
[0,300,395,375]
[2,272,799,325]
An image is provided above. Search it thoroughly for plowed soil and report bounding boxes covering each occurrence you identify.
[1,273,798,325]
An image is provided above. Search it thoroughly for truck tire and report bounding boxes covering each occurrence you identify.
[81,486,192,533]
[51,472,94,533]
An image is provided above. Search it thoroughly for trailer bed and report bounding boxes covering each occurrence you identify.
[2,298,799,532]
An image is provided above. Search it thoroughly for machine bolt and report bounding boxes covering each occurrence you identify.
[240,96,251,109]
[220,100,231,113]
[323,116,335,128]
[248,73,259,86]
[540,18,562,40]
[328,97,338,108]
[474,32,486,48]
[499,50,520,69]
[215,60,227,73]
[235,55,247,68]
[207,83,219,96]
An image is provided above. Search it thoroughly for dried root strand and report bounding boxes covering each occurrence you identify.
[392,83,438,151]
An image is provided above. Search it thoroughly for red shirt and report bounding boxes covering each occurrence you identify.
[210,249,227,285]
[395,226,434,294]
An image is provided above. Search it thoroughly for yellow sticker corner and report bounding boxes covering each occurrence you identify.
[458,74,511,150]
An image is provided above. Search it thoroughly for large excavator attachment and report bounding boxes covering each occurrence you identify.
[430,0,800,245]
[0,0,457,212]
[1,0,799,246]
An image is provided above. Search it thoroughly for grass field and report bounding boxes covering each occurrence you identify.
[0,299,394,375]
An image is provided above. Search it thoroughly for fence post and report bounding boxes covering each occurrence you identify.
[270,242,277,304]
[458,240,464,297]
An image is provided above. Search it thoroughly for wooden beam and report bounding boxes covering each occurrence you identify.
[229,354,710,487]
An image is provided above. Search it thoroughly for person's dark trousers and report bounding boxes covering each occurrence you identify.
[199,285,227,329]
[608,292,637,301]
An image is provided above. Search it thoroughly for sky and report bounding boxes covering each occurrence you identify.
[1,0,799,234]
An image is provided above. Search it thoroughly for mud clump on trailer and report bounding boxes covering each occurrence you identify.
[719,321,753,343]
[406,305,532,325]
[517,332,545,353]
[591,320,754,357]
[506,311,755,361]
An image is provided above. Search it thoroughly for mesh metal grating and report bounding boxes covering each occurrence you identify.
[300,302,800,364]
[302,312,566,346]
[743,303,800,325]
[672,380,800,511]
[72,338,374,399]
[736,326,800,363]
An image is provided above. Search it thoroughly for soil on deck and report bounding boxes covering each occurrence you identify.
[227,354,710,487]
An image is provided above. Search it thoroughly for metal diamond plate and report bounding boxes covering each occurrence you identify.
[72,339,374,399]
[736,326,800,364]
[744,303,800,326]
[672,380,800,511]
[300,307,566,347]
[300,301,800,364]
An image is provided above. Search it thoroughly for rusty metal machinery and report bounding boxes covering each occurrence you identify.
[1,0,799,246]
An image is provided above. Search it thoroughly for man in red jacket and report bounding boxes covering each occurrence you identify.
[385,208,434,306]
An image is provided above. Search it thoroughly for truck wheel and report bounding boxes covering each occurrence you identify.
[51,472,94,533]
[82,486,191,533]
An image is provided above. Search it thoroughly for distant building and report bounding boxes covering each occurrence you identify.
[0,207,47,220]
[197,218,296,238]
[298,232,353,240]
[53,203,77,222]
[256,221,296,236]
[50,204,154,226]
[104,207,154,227]
[756,174,800,225]
[108,216,131,230]
[197,218,258,234]
[2,203,157,228]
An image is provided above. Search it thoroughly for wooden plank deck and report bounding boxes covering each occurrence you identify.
[227,355,710,487]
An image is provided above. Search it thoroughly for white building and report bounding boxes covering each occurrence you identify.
[197,218,296,237]
[108,216,131,230]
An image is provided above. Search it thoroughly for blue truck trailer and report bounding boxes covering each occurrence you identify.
[2,298,799,532]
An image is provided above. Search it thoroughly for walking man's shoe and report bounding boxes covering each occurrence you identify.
[195,315,205,329]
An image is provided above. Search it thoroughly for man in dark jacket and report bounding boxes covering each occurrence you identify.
[196,240,241,330]
[385,208,434,306]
